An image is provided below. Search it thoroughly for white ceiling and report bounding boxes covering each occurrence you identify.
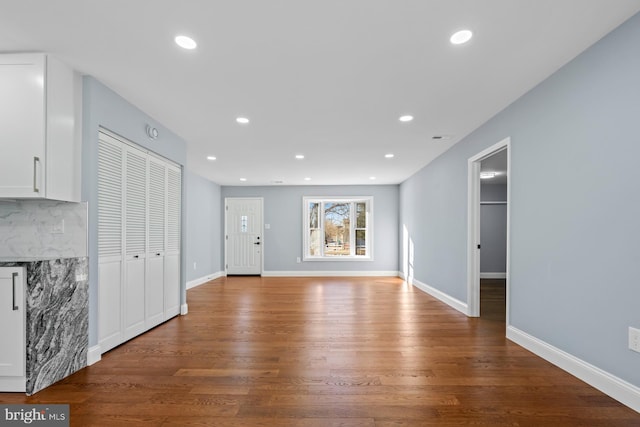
[1,1,638,186]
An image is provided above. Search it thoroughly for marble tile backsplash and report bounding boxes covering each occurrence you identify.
[0,200,87,259]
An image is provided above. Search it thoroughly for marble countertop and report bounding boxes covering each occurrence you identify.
[0,256,86,263]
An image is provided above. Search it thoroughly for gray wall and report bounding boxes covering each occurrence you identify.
[222,185,399,273]
[399,12,640,388]
[185,171,222,281]
[481,183,507,202]
[480,184,507,273]
[82,76,187,348]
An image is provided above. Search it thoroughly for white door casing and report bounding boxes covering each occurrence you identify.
[467,137,511,321]
[225,198,263,275]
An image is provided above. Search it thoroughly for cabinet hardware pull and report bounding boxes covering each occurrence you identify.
[33,156,40,193]
[133,255,139,259]
[12,272,18,311]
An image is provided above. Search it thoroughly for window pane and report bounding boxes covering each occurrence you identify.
[303,196,372,260]
[324,202,350,256]
[356,202,366,228]
[309,202,319,229]
[309,229,321,256]
[356,230,366,256]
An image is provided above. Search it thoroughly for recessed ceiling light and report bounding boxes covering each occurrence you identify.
[175,35,197,50]
[399,115,414,122]
[206,156,216,161]
[369,176,376,180]
[480,171,498,179]
[304,177,311,181]
[450,30,473,45]
[236,117,250,124]
[239,178,247,182]
[295,154,305,159]
[385,154,394,158]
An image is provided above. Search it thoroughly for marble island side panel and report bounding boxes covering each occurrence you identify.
[0,257,88,395]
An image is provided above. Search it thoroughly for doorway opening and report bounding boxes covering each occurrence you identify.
[467,137,510,323]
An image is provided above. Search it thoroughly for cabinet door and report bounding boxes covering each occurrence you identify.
[0,267,25,379]
[0,54,45,197]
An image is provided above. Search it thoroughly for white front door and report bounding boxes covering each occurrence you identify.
[226,198,263,275]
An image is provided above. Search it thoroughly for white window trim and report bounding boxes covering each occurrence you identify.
[302,196,374,262]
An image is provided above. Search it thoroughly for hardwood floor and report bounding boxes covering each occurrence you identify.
[2,276,639,426]
[480,278,506,321]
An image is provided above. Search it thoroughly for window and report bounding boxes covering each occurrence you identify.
[303,196,373,260]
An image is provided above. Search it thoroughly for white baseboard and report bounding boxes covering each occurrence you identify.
[480,272,506,279]
[187,271,225,290]
[180,303,188,315]
[87,345,101,366]
[507,326,640,413]
[411,278,469,315]
[261,270,400,277]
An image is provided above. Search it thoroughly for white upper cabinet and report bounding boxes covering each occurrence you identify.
[0,53,81,201]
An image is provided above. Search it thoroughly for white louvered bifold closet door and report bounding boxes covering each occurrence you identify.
[98,139,123,259]
[145,157,166,328]
[164,165,181,318]
[98,130,182,353]
[97,134,124,351]
[123,146,147,340]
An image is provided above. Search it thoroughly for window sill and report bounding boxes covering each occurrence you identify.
[303,256,373,262]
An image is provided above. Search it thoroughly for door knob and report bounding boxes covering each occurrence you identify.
[254,242,261,245]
